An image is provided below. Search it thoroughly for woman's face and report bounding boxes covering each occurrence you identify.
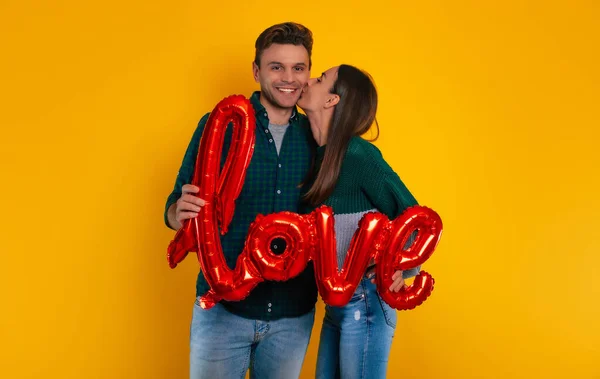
[297,66,339,112]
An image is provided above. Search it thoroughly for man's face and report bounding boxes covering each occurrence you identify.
[253,43,310,111]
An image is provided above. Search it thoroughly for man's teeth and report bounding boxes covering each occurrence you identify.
[278,88,296,93]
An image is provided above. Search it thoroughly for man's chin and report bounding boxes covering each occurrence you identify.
[275,98,301,109]
[261,91,300,110]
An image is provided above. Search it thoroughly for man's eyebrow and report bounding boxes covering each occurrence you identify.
[266,61,308,66]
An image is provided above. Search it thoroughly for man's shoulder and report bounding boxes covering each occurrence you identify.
[296,111,308,122]
[191,112,210,128]
[294,112,311,131]
[189,112,211,140]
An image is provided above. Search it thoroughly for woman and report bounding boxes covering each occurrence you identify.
[297,64,420,379]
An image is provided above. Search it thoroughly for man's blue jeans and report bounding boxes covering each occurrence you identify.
[189,300,315,379]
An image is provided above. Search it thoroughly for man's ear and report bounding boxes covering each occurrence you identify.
[252,62,260,83]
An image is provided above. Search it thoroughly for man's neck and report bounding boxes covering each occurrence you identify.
[259,96,294,125]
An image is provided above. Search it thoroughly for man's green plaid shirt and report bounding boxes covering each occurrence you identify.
[165,91,318,320]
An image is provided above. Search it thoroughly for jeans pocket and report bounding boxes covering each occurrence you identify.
[348,281,367,303]
[376,293,397,329]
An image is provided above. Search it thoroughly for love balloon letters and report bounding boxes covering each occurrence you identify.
[167,95,443,311]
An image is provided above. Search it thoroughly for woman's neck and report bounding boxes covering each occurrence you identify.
[306,110,332,146]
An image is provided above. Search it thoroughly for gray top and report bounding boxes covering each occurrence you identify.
[268,122,289,155]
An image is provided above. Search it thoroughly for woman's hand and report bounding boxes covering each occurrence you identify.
[368,269,407,292]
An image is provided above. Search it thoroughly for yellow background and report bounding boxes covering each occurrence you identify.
[1,1,598,378]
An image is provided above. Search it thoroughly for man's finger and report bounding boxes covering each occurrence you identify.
[182,184,200,194]
[182,194,206,207]
[179,201,203,212]
[177,211,198,222]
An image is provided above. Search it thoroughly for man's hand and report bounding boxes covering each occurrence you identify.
[168,184,206,230]
[177,184,206,222]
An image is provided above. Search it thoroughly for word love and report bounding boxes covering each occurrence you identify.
[167,95,443,311]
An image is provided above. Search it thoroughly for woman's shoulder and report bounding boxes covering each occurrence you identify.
[346,136,384,161]
[344,136,397,178]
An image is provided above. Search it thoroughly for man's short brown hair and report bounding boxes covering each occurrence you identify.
[254,22,313,68]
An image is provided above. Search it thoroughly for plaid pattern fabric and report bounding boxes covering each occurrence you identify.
[165,92,318,320]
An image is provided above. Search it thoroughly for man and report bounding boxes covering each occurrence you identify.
[164,22,318,379]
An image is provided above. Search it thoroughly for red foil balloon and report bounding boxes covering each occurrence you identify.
[247,212,313,281]
[166,96,443,311]
[311,207,389,307]
[215,103,256,235]
[375,206,443,310]
[167,95,260,309]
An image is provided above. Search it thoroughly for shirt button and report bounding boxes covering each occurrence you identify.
[269,139,273,143]
[265,129,269,133]
[268,303,272,307]
[268,309,272,312]
[277,190,281,194]
[264,112,267,117]
[278,164,282,168]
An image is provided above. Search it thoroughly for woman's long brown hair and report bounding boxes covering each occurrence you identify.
[303,64,379,206]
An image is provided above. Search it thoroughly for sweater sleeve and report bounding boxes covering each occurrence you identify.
[163,113,210,229]
[360,145,421,279]
[360,148,418,219]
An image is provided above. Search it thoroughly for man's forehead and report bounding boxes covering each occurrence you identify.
[261,44,309,61]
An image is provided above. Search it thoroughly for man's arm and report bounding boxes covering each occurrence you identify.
[167,185,206,230]
[164,114,210,230]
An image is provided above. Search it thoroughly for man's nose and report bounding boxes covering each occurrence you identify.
[282,69,294,83]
